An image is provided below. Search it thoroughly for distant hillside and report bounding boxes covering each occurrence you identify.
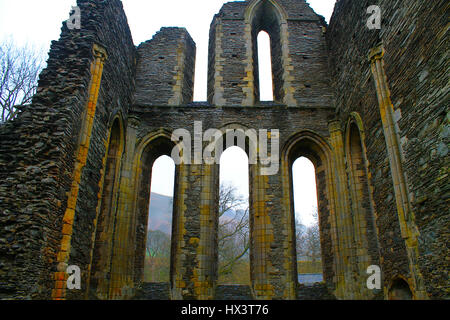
[148,193,173,235]
[220,208,245,222]
[148,193,244,235]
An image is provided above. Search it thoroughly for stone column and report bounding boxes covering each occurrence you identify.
[368,45,427,299]
[279,22,297,107]
[197,163,219,299]
[170,163,189,300]
[85,118,124,300]
[249,164,274,300]
[52,44,107,300]
[250,132,295,300]
[108,116,140,299]
[242,22,256,106]
[171,162,219,300]
[210,20,227,106]
[328,120,357,299]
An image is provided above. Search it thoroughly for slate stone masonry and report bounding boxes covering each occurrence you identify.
[0,0,447,300]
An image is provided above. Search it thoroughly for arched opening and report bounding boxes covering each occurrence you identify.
[284,133,336,290]
[134,136,179,291]
[250,0,285,103]
[257,31,274,101]
[292,157,323,285]
[346,120,380,293]
[89,118,123,299]
[218,146,250,286]
[388,278,413,300]
[144,155,175,283]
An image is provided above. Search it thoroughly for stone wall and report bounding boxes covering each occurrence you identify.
[207,2,248,105]
[66,0,136,301]
[327,0,449,299]
[0,0,136,299]
[0,0,447,301]
[134,27,196,106]
[128,105,335,299]
[207,0,333,107]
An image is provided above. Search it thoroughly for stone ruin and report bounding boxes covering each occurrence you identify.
[0,0,448,300]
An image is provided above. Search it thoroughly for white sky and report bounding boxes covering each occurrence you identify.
[151,156,176,197]
[152,149,318,226]
[0,0,336,101]
[220,149,318,226]
[0,0,335,226]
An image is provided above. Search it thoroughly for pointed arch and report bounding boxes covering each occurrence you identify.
[281,130,338,291]
[245,0,290,104]
[88,115,125,299]
[218,146,251,285]
[345,113,381,297]
[244,0,288,25]
[388,276,414,300]
[131,129,181,289]
[257,31,274,101]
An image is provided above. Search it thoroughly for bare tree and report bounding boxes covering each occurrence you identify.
[296,219,307,259]
[303,223,321,262]
[145,230,171,282]
[218,183,250,278]
[0,39,45,122]
[146,230,171,258]
[296,208,321,262]
[219,183,246,216]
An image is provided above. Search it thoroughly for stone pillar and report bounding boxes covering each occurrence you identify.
[279,158,299,300]
[170,163,189,300]
[108,116,140,299]
[85,118,123,300]
[209,20,227,106]
[328,120,357,299]
[249,165,274,300]
[52,44,107,300]
[345,116,380,299]
[279,22,297,107]
[242,22,256,106]
[368,45,427,299]
[197,163,219,299]
[171,163,219,300]
[249,160,296,300]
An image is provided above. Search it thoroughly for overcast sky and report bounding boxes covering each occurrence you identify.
[0,0,336,226]
[0,0,336,101]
